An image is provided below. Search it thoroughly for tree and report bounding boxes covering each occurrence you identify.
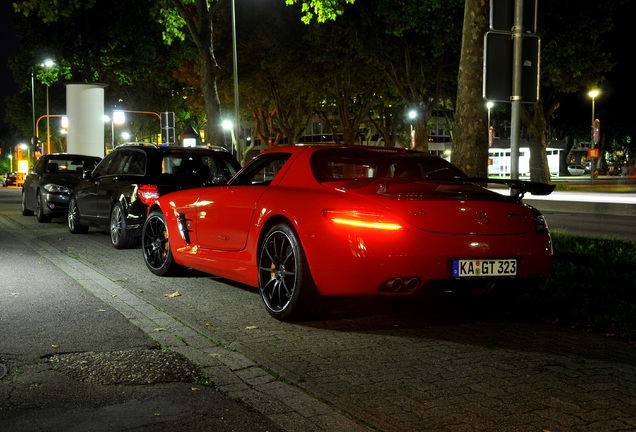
[10,0,200,149]
[357,0,463,152]
[452,0,625,182]
[451,0,488,177]
[522,0,623,183]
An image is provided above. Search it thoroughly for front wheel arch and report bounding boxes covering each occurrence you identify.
[142,209,183,276]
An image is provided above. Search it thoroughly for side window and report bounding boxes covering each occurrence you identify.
[93,151,125,177]
[106,151,128,176]
[122,151,146,175]
[230,153,291,186]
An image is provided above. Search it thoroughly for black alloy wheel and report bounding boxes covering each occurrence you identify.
[21,190,34,216]
[142,210,182,276]
[36,191,52,223]
[67,196,88,234]
[110,202,136,249]
[258,222,322,321]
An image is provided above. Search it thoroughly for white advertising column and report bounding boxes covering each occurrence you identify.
[66,83,107,157]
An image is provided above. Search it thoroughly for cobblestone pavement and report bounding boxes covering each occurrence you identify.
[2,188,636,431]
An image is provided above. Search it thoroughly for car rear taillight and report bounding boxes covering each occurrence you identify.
[138,185,160,205]
[323,210,403,231]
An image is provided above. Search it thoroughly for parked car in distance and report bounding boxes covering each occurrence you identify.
[2,172,17,187]
[21,154,102,223]
[141,145,555,321]
[567,164,590,176]
[68,143,241,249]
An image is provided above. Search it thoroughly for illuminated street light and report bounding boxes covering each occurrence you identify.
[588,89,600,180]
[222,120,237,153]
[42,59,55,154]
[408,110,417,149]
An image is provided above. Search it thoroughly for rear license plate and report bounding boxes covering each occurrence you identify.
[452,259,517,278]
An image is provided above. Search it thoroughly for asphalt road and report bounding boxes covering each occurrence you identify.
[1,186,636,431]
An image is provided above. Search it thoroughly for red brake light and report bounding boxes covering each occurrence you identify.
[323,210,403,231]
[138,185,160,205]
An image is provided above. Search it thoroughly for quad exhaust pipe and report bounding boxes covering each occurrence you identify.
[380,277,421,293]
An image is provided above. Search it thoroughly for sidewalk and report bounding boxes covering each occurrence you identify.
[0,213,286,431]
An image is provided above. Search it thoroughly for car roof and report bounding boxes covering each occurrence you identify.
[114,142,230,154]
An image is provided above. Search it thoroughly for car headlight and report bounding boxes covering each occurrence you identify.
[43,184,70,194]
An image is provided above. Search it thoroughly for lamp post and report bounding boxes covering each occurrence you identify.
[43,59,55,154]
[408,110,417,149]
[588,90,599,180]
[112,110,126,149]
[223,120,236,153]
[487,102,494,148]
[231,0,239,157]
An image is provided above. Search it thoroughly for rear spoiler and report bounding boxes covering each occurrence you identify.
[464,178,555,198]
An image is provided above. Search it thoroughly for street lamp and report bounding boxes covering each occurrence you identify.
[588,90,599,144]
[487,101,494,147]
[588,89,600,179]
[43,59,55,154]
[112,110,126,149]
[223,120,236,153]
[408,110,417,149]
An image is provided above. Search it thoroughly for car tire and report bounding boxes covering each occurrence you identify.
[36,191,52,223]
[110,202,137,249]
[258,222,323,321]
[142,209,183,276]
[68,196,89,234]
[21,189,34,216]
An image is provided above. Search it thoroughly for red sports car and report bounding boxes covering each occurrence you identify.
[142,145,554,320]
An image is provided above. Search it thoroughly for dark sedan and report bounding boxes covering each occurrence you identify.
[68,142,241,249]
[2,172,17,187]
[21,154,102,223]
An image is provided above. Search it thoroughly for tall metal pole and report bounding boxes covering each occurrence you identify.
[509,0,524,181]
[231,0,240,158]
[31,73,36,157]
[589,91,597,183]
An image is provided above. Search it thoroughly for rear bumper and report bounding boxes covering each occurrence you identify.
[302,225,552,296]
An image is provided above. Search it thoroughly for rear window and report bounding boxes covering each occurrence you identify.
[311,148,466,182]
[46,157,99,174]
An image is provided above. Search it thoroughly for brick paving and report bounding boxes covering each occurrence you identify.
[2,188,635,431]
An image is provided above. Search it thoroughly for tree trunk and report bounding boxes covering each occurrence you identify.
[199,50,224,147]
[522,97,552,184]
[452,0,489,177]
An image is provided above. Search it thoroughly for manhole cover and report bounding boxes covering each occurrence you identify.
[0,363,7,380]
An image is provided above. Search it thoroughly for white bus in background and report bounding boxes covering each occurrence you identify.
[489,147,561,177]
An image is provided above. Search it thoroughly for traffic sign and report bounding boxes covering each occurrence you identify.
[483,32,540,103]
[593,119,600,144]
[161,112,176,144]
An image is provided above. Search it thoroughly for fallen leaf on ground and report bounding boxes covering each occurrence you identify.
[164,291,181,298]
